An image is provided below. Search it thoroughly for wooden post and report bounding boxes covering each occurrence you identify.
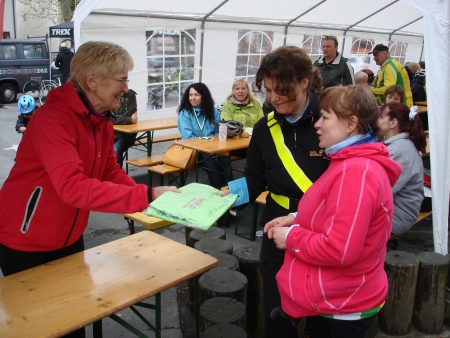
[198,267,248,306]
[194,238,233,254]
[208,252,240,271]
[412,252,448,334]
[233,246,265,338]
[185,226,194,245]
[444,253,450,325]
[379,251,419,335]
[187,227,226,248]
[199,297,246,333]
[200,323,247,338]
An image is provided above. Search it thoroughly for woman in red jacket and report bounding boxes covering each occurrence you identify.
[0,43,176,282]
[265,86,402,338]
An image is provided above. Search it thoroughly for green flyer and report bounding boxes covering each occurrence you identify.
[143,183,238,230]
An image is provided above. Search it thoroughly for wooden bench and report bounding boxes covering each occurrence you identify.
[148,163,185,187]
[123,211,174,234]
[125,133,181,173]
[388,210,433,249]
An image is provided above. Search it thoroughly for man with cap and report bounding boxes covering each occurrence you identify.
[369,44,413,107]
[55,42,74,84]
[313,35,355,89]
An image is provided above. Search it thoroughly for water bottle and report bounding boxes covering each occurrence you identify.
[219,122,227,141]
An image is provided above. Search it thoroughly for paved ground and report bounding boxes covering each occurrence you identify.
[1,99,450,337]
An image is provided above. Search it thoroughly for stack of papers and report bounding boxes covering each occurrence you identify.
[143,183,238,230]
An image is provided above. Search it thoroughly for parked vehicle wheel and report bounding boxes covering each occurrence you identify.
[0,83,18,104]
[39,82,58,105]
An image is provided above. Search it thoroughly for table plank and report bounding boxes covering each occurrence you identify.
[174,135,250,154]
[113,117,178,134]
[415,101,427,106]
[0,231,217,338]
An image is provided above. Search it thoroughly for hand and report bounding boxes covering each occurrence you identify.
[264,215,294,234]
[131,112,138,124]
[153,186,180,199]
[19,127,26,133]
[270,227,288,250]
[239,131,249,138]
[220,189,230,196]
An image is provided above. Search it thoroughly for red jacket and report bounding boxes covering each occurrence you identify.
[276,143,401,318]
[0,83,149,252]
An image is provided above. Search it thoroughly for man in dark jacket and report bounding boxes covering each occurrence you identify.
[313,35,355,89]
[55,42,74,84]
[112,89,138,167]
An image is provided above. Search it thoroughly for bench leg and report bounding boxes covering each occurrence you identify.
[125,217,135,235]
[92,320,102,338]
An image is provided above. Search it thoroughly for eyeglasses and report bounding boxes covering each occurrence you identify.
[108,76,129,87]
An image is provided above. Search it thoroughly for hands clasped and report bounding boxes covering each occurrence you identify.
[263,214,295,250]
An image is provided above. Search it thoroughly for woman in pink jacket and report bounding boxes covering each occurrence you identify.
[264,85,401,338]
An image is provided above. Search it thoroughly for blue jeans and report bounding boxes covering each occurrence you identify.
[114,134,137,167]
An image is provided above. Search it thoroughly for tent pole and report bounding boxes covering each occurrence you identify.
[388,17,423,47]
[341,0,398,54]
[283,0,326,45]
[199,0,229,83]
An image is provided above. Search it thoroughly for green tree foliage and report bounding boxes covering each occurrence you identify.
[18,0,78,25]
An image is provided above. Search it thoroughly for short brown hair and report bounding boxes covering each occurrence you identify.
[319,85,379,135]
[253,45,322,100]
[71,41,134,93]
[384,85,405,104]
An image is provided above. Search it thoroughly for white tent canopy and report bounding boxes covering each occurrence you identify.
[73,0,449,254]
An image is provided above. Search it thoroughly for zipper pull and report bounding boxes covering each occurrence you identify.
[294,131,297,149]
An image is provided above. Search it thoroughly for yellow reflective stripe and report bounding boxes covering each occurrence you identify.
[270,192,290,209]
[267,112,313,193]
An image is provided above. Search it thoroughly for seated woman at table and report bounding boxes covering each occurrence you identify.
[221,79,263,129]
[378,102,426,235]
[177,82,227,191]
[265,85,401,338]
[0,41,177,321]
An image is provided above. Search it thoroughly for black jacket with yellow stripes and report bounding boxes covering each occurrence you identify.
[244,94,329,226]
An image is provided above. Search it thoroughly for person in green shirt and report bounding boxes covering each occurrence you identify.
[221,79,263,129]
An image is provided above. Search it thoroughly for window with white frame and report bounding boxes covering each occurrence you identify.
[236,30,273,86]
[349,38,374,72]
[389,41,408,66]
[146,29,195,111]
[302,35,322,61]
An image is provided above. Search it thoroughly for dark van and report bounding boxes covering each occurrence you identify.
[0,39,55,104]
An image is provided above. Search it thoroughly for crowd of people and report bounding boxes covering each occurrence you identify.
[1,37,429,338]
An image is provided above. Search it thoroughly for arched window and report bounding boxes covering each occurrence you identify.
[302,35,322,61]
[236,30,273,85]
[389,41,408,65]
[349,38,374,72]
[146,29,195,111]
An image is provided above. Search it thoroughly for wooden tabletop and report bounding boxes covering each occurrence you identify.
[113,117,178,134]
[174,135,251,154]
[415,101,427,106]
[416,106,427,114]
[0,231,217,337]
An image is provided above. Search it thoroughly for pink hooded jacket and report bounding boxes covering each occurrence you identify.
[276,142,402,318]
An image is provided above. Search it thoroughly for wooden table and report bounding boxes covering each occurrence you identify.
[113,117,178,156]
[174,135,251,182]
[0,231,217,338]
[416,106,427,114]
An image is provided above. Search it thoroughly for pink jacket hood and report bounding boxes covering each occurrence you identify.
[329,142,401,187]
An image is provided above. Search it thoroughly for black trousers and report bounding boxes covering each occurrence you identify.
[306,314,376,338]
[0,236,86,338]
[260,233,298,337]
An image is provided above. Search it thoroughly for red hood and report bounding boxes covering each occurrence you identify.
[329,142,401,187]
[44,82,109,126]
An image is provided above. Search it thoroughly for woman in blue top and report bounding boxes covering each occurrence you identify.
[177,83,227,191]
